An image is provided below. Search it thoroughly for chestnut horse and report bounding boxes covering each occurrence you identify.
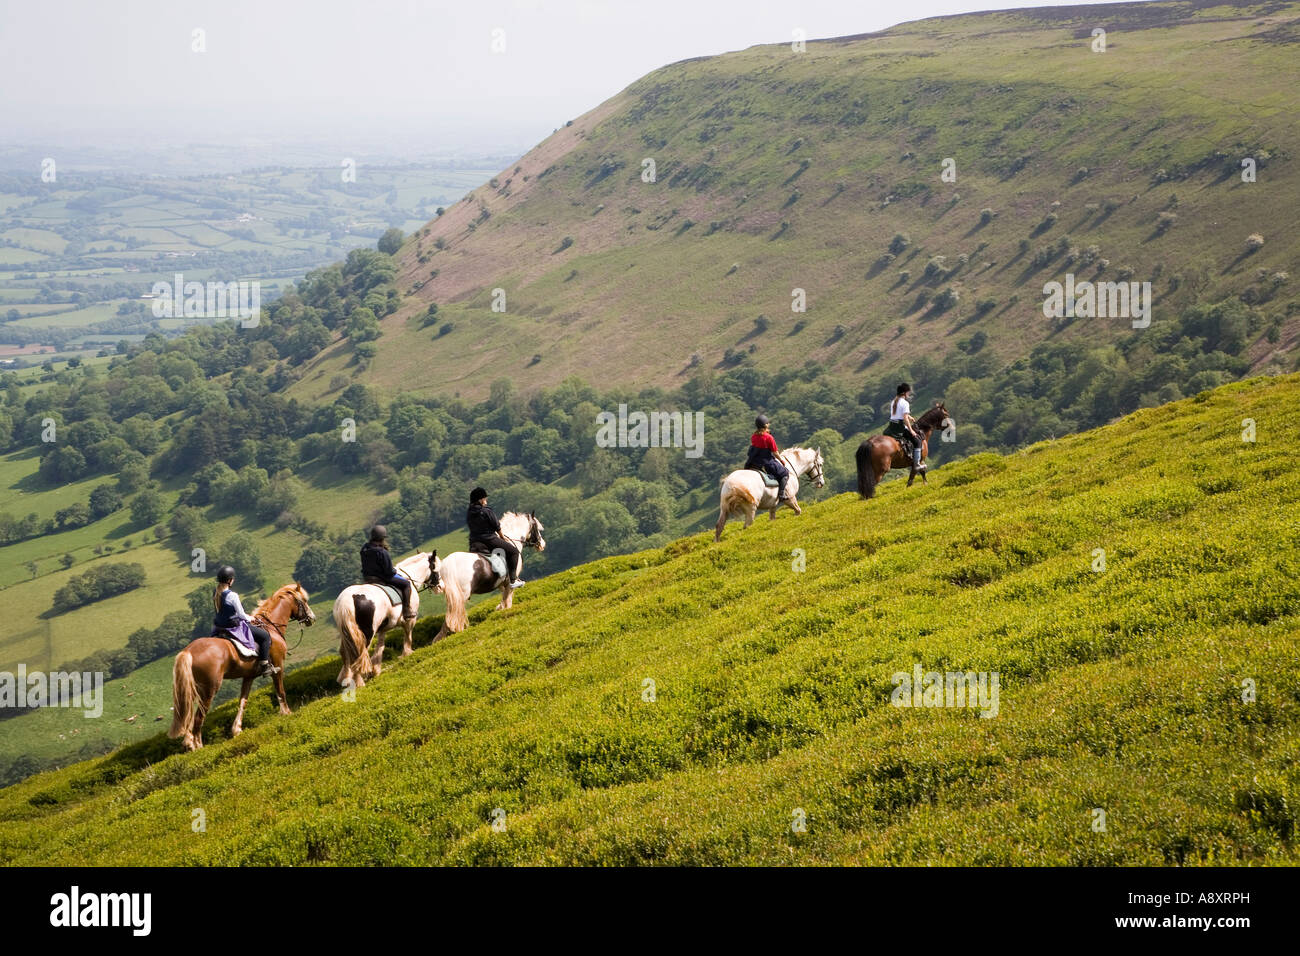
[168,582,315,751]
[856,403,952,499]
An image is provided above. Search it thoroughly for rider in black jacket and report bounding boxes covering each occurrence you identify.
[467,487,523,585]
[360,525,414,620]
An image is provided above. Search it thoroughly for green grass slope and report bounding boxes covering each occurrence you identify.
[287,0,1300,405]
[0,373,1295,865]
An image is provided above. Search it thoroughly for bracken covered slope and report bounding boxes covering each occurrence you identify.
[288,0,1300,403]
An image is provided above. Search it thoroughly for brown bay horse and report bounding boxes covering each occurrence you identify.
[856,403,952,499]
[168,582,315,751]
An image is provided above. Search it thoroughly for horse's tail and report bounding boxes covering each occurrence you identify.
[442,560,470,632]
[168,649,200,748]
[336,596,374,684]
[856,441,878,499]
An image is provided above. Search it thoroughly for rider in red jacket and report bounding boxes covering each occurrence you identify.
[745,414,796,507]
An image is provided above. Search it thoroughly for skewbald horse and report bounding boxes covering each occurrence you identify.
[334,550,442,690]
[434,512,545,642]
[168,582,315,751]
[856,403,952,499]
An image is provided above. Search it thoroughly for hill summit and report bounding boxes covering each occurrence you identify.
[287,0,1300,404]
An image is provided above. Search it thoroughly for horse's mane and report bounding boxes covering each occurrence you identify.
[916,405,949,430]
[500,511,542,527]
[250,582,299,620]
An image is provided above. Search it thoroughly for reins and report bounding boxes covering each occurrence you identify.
[252,590,310,654]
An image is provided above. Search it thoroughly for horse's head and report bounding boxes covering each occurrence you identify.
[426,550,444,593]
[917,403,951,434]
[525,512,546,552]
[287,582,315,627]
[807,447,826,488]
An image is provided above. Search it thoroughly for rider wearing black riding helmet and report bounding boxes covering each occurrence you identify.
[212,565,278,676]
[360,525,415,621]
[883,383,925,473]
[466,487,524,586]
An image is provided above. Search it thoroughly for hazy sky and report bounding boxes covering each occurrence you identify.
[1,0,1138,155]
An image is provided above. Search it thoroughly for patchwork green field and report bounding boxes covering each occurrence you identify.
[0,162,500,360]
[0,373,1294,865]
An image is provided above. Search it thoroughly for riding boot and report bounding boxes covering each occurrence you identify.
[777,475,790,501]
[257,659,280,677]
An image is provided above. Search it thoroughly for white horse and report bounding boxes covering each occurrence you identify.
[714,446,825,542]
[333,550,442,688]
[434,512,545,641]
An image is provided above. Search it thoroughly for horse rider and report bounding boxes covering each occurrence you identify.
[746,414,799,513]
[212,565,278,676]
[360,525,415,622]
[467,487,524,586]
[883,382,925,474]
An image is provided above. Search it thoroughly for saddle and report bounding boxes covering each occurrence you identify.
[363,579,404,607]
[479,550,510,583]
[746,466,781,488]
[883,426,915,459]
[212,621,257,658]
[467,542,510,583]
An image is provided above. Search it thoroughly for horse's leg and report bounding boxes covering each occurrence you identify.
[271,641,290,716]
[714,506,728,542]
[397,616,413,660]
[195,675,220,749]
[370,623,386,675]
[231,675,253,736]
[498,584,513,611]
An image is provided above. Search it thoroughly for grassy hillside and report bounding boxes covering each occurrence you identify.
[1,372,1295,865]
[286,0,1300,405]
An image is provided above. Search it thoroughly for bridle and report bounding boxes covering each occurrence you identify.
[523,515,544,549]
[781,450,824,487]
[806,453,825,487]
[254,589,313,645]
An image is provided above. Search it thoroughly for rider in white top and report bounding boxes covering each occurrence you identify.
[884,382,925,472]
